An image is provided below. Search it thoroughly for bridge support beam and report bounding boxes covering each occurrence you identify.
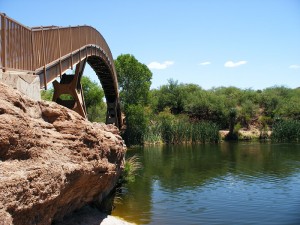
[106,100,119,128]
[52,60,87,118]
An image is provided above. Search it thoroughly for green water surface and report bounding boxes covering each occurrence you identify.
[112,143,300,225]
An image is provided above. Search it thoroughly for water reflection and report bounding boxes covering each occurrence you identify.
[112,143,300,225]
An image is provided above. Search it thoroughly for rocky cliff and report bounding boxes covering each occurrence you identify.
[0,82,126,225]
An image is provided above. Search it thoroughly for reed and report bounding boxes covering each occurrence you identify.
[190,122,220,143]
[144,123,163,144]
[159,118,220,144]
[160,118,174,144]
[271,119,300,142]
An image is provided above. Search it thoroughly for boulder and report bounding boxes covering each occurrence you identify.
[0,82,126,225]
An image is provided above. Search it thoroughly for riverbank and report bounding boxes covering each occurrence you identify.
[219,126,272,141]
[144,126,272,146]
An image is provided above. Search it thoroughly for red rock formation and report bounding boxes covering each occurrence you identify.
[0,82,126,225]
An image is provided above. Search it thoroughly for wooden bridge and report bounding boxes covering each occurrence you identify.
[0,13,122,128]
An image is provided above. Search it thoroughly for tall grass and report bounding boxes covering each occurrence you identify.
[158,119,220,144]
[191,122,220,143]
[271,119,300,142]
[144,122,162,144]
[122,155,142,183]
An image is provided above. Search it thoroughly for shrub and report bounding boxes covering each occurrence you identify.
[123,104,149,146]
[122,155,142,183]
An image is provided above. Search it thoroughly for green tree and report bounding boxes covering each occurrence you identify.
[115,54,152,146]
[184,87,228,128]
[81,76,106,122]
[225,107,238,140]
[123,104,149,145]
[238,99,259,128]
[115,54,152,108]
[41,88,54,101]
[155,79,186,114]
[274,88,300,120]
[259,86,291,119]
[81,76,104,109]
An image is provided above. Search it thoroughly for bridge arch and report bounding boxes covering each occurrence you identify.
[0,13,121,127]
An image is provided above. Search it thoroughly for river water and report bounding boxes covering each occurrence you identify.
[112,143,300,225]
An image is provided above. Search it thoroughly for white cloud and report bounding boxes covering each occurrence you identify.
[289,64,300,69]
[147,61,174,70]
[224,60,247,68]
[199,61,211,66]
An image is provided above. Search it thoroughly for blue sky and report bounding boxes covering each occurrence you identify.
[1,0,300,90]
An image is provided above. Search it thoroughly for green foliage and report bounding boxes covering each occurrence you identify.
[156,108,176,144]
[81,76,106,122]
[259,116,272,127]
[122,155,142,183]
[225,108,239,140]
[276,94,300,120]
[60,94,74,100]
[115,54,152,108]
[234,123,242,134]
[238,89,260,105]
[42,63,300,144]
[144,127,162,144]
[212,86,241,108]
[150,109,219,144]
[123,104,149,146]
[259,86,292,118]
[271,119,300,142]
[81,76,104,108]
[150,82,230,129]
[192,121,220,143]
[41,88,74,101]
[142,106,162,144]
[115,54,300,144]
[115,54,153,146]
[155,79,186,114]
[151,83,299,134]
[41,88,53,101]
[87,104,107,123]
[228,108,237,133]
[238,99,259,128]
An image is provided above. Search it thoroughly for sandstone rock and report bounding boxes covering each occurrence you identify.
[0,82,126,225]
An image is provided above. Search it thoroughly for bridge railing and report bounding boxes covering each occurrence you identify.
[0,13,116,82]
[1,13,34,72]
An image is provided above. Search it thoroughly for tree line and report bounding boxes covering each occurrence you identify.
[115,54,300,145]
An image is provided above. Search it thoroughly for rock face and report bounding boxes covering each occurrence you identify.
[0,82,126,225]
